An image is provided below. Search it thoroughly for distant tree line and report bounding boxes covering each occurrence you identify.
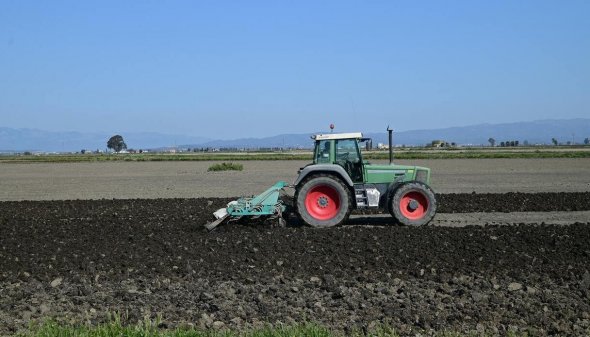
[487,137,590,146]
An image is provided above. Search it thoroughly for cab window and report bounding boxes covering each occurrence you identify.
[314,140,331,164]
[335,139,363,182]
[335,139,360,164]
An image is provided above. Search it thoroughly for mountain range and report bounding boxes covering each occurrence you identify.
[1,118,589,152]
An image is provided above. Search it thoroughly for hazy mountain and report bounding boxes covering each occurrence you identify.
[0,128,211,152]
[370,118,590,146]
[193,118,590,149]
[195,133,318,149]
[1,119,588,152]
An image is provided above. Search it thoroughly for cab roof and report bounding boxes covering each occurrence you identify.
[312,132,363,140]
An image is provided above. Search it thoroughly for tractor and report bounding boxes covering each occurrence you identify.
[205,129,437,230]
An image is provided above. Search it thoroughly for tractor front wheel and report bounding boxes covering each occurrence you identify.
[389,181,437,226]
[296,174,352,228]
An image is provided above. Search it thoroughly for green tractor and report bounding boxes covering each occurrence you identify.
[206,130,437,230]
[293,131,436,227]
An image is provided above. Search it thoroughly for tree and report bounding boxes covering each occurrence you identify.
[584,138,589,145]
[107,135,127,153]
[488,138,496,147]
[551,138,558,146]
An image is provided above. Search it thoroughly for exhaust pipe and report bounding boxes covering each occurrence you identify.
[387,126,393,165]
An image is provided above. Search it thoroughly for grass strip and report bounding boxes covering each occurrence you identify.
[17,317,543,337]
[20,319,382,337]
[2,149,590,163]
[207,162,244,172]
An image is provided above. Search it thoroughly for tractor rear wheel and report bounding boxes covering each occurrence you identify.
[389,181,436,226]
[295,174,352,228]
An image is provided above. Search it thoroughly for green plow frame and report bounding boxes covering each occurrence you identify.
[205,181,289,230]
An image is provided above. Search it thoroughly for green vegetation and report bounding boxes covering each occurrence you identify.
[363,150,590,160]
[2,147,590,163]
[18,318,378,337]
[0,153,312,163]
[20,321,332,337]
[17,318,539,337]
[208,162,244,172]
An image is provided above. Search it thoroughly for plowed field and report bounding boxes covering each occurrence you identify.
[1,193,590,336]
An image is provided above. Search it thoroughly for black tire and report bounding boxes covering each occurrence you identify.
[389,181,437,226]
[295,174,352,228]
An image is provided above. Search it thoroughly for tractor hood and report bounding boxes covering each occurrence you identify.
[364,163,431,184]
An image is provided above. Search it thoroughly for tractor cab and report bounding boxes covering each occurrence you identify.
[312,132,366,183]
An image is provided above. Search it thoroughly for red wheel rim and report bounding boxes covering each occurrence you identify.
[305,185,340,220]
[399,191,429,220]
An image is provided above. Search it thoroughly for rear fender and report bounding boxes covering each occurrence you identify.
[294,164,354,187]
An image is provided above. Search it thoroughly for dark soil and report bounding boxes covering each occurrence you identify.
[437,192,590,213]
[1,193,590,336]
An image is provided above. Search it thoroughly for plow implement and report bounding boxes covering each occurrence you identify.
[205,181,290,230]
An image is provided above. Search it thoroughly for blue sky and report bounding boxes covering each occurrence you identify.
[1,1,589,139]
